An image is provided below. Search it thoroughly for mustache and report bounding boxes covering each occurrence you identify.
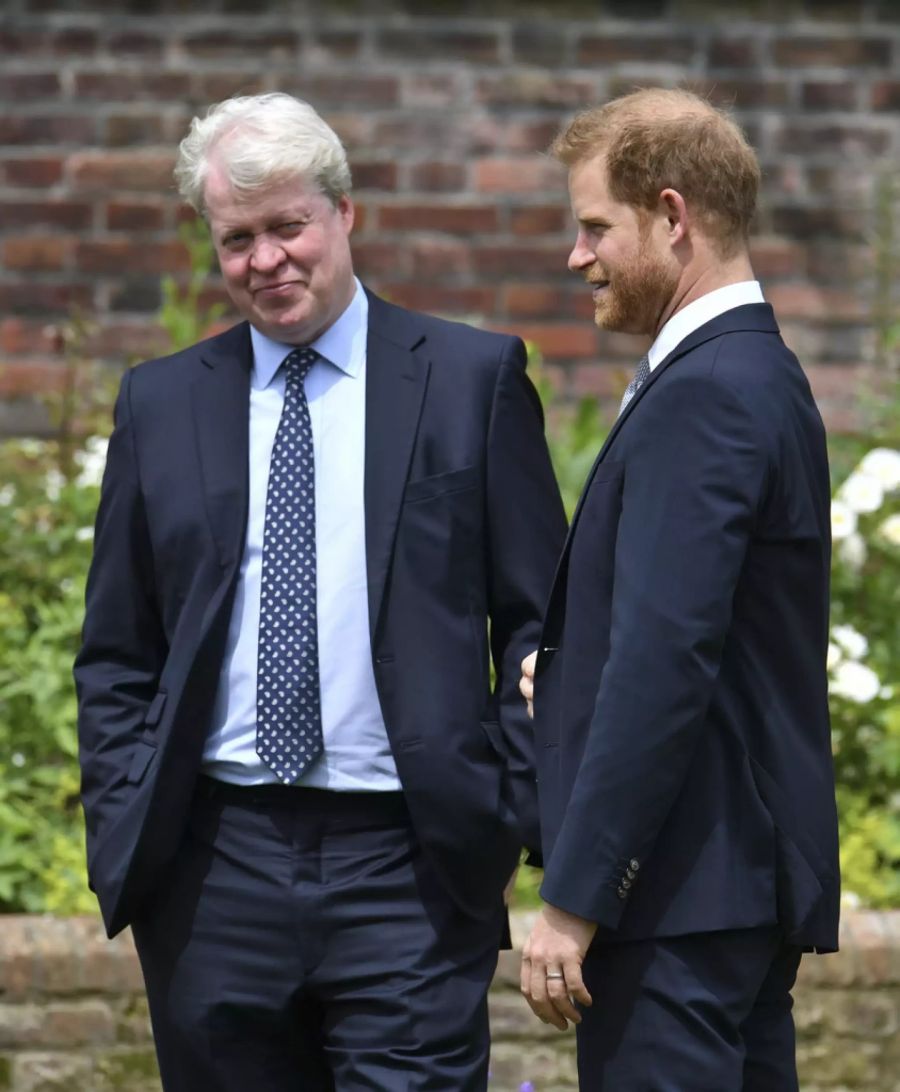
[584,263,610,285]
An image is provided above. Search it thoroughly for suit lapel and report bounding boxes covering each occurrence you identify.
[363,292,430,641]
[566,303,779,535]
[191,323,252,572]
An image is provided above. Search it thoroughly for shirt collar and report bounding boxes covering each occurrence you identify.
[647,280,765,371]
[250,277,368,389]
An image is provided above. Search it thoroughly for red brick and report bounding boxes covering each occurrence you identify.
[407,162,467,193]
[104,115,167,147]
[350,161,399,191]
[509,206,569,237]
[707,36,760,68]
[3,237,72,272]
[377,204,499,234]
[300,76,400,106]
[378,284,497,316]
[0,156,65,187]
[765,284,866,323]
[0,362,69,398]
[351,240,412,278]
[802,82,861,110]
[775,123,893,157]
[475,158,564,194]
[105,31,165,55]
[804,242,874,285]
[748,237,804,278]
[0,115,96,146]
[0,201,92,230]
[576,34,693,64]
[0,319,61,356]
[491,322,598,359]
[773,36,891,67]
[42,1001,116,1047]
[402,73,464,110]
[476,74,596,109]
[0,284,93,316]
[75,239,189,275]
[871,81,900,111]
[504,120,565,156]
[377,28,500,63]
[108,278,163,313]
[570,362,631,399]
[105,201,167,232]
[70,152,176,193]
[50,26,99,54]
[503,285,594,321]
[192,73,268,101]
[310,29,363,59]
[512,24,569,66]
[373,116,461,153]
[472,243,566,277]
[768,204,869,242]
[687,78,789,109]
[73,71,146,99]
[408,238,472,278]
[180,30,300,57]
[0,72,62,99]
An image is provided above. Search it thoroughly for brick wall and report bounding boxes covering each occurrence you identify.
[1,0,899,434]
[0,911,897,1091]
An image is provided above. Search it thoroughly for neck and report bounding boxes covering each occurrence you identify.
[656,249,755,336]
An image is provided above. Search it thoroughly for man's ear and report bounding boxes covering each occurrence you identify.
[659,188,688,244]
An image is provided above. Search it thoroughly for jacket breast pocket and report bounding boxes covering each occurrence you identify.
[404,465,478,504]
[126,740,157,785]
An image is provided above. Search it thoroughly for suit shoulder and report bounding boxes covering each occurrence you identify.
[127,322,248,389]
[368,292,525,371]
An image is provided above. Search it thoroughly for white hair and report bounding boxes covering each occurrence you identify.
[174,92,352,216]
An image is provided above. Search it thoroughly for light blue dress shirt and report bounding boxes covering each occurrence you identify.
[202,279,400,790]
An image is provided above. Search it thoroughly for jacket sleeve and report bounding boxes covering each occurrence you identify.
[540,371,770,925]
[73,368,168,843]
[485,337,568,860]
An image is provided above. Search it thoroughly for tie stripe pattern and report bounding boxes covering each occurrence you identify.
[256,347,323,783]
[618,354,651,417]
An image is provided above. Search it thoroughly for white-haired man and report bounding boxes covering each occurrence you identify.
[75,92,566,1091]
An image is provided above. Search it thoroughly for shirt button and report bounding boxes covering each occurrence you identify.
[630,859,640,871]
[617,887,627,900]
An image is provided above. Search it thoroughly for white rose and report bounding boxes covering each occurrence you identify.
[830,660,880,703]
[0,484,15,507]
[837,532,866,570]
[75,526,94,542]
[45,467,66,502]
[831,623,868,660]
[838,472,884,514]
[859,447,900,491]
[830,499,857,541]
[75,435,110,489]
[878,513,900,547]
[827,642,842,671]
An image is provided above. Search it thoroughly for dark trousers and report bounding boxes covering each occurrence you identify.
[131,779,504,1091]
[576,927,803,1091]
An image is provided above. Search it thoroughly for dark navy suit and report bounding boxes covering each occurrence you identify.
[533,304,839,1089]
[75,289,566,1089]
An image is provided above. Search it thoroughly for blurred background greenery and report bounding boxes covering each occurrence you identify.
[0,224,897,917]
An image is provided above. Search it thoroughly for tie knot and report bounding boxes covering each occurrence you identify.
[283,347,318,383]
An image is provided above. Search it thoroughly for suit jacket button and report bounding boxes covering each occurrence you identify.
[626,868,636,880]
[622,878,632,889]
[629,859,640,871]
[617,887,627,899]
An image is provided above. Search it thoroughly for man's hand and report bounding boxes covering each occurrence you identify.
[519,650,537,719]
[520,903,596,1030]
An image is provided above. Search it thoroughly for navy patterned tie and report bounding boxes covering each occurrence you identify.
[618,354,651,417]
[256,347,323,783]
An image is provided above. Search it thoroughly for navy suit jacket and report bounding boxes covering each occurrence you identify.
[75,289,567,938]
[533,304,840,951]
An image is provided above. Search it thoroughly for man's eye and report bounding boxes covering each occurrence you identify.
[223,233,250,250]
[277,221,303,235]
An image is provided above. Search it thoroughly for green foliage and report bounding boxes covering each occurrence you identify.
[158,219,226,351]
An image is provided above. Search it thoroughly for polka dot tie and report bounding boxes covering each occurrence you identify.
[618,354,651,417]
[256,347,323,783]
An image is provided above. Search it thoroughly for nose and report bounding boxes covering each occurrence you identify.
[568,229,594,273]
[250,235,286,274]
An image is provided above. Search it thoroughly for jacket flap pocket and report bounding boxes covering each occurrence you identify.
[404,465,478,503]
[145,690,167,727]
[480,719,506,757]
[126,741,157,785]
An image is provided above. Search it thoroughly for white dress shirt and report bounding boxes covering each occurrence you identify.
[648,281,765,371]
[203,279,400,790]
